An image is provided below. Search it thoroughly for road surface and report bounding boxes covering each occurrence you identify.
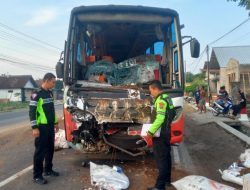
[0,104,245,189]
[0,104,63,130]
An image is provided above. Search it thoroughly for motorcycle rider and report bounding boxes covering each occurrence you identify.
[217,86,229,106]
[213,86,232,115]
[217,86,230,113]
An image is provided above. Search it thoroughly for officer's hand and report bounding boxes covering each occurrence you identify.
[55,124,59,132]
[143,133,153,148]
[32,128,40,138]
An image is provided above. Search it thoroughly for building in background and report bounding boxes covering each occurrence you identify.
[202,46,250,99]
[224,58,250,98]
[0,75,38,102]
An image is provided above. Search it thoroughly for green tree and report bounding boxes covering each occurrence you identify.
[185,72,206,94]
[185,72,194,83]
[227,0,248,7]
[193,73,206,80]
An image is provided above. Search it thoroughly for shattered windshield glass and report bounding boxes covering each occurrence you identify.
[85,55,160,86]
[75,22,167,86]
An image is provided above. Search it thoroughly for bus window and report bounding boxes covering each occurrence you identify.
[171,20,181,88]
[85,42,92,56]
[146,47,150,55]
[154,42,164,56]
[76,39,94,65]
[77,44,82,63]
[174,51,178,73]
[171,23,176,44]
[145,41,163,55]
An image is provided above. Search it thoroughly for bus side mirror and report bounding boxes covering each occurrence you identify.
[56,62,64,79]
[190,38,200,58]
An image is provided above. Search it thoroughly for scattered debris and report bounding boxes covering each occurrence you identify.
[219,163,243,186]
[54,129,69,149]
[240,149,250,168]
[90,162,129,190]
[219,149,250,186]
[172,175,235,190]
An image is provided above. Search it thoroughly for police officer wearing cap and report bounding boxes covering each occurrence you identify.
[29,73,59,185]
[147,80,175,190]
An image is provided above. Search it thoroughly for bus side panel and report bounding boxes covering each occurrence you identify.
[170,113,184,144]
[64,108,77,141]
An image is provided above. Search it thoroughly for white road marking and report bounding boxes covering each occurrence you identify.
[173,146,181,164]
[0,165,33,188]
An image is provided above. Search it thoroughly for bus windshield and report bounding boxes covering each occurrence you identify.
[71,14,183,88]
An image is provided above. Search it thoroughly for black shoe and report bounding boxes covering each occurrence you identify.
[44,170,59,177]
[147,187,164,190]
[33,177,48,185]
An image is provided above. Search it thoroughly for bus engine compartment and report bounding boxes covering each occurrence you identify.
[65,87,153,156]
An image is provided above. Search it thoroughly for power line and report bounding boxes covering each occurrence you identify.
[0,53,51,68]
[191,47,206,66]
[209,17,250,46]
[0,43,57,63]
[0,29,60,55]
[0,53,55,71]
[0,22,59,73]
[0,57,55,72]
[227,30,250,45]
[194,18,250,73]
[189,47,207,73]
[0,22,62,51]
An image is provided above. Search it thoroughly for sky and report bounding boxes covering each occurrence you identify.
[0,0,249,79]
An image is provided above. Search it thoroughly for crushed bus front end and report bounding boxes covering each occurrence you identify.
[57,5,188,156]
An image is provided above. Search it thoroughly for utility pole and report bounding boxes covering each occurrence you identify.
[206,45,210,105]
[184,60,187,84]
[247,1,250,17]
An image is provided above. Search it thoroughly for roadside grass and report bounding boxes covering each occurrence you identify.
[0,102,29,112]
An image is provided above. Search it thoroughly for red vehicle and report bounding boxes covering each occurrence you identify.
[56,5,200,156]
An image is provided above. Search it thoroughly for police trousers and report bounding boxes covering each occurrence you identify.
[33,124,55,178]
[153,125,171,189]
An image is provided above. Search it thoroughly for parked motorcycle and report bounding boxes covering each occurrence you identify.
[211,97,233,117]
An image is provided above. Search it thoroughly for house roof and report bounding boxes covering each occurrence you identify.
[212,46,250,67]
[0,75,38,89]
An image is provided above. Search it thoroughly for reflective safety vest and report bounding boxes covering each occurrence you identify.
[29,88,58,129]
[148,93,175,136]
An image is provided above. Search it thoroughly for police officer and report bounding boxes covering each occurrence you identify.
[147,80,175,190]
[29,73,59,185]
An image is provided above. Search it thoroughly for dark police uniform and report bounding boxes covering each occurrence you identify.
[148,92,175,190]
[29,88,58,179]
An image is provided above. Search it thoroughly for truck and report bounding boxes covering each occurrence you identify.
[56,5,200,157]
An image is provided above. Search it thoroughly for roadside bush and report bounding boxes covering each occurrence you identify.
[185,72,208,94]
[0,102,28,112]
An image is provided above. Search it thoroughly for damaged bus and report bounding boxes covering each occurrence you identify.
[56,5,200,156]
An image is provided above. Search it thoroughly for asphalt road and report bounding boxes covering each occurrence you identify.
[0,104,245,190]
[0,104,63,129]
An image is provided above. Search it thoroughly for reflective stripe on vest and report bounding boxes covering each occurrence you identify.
[43,98,54,104]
